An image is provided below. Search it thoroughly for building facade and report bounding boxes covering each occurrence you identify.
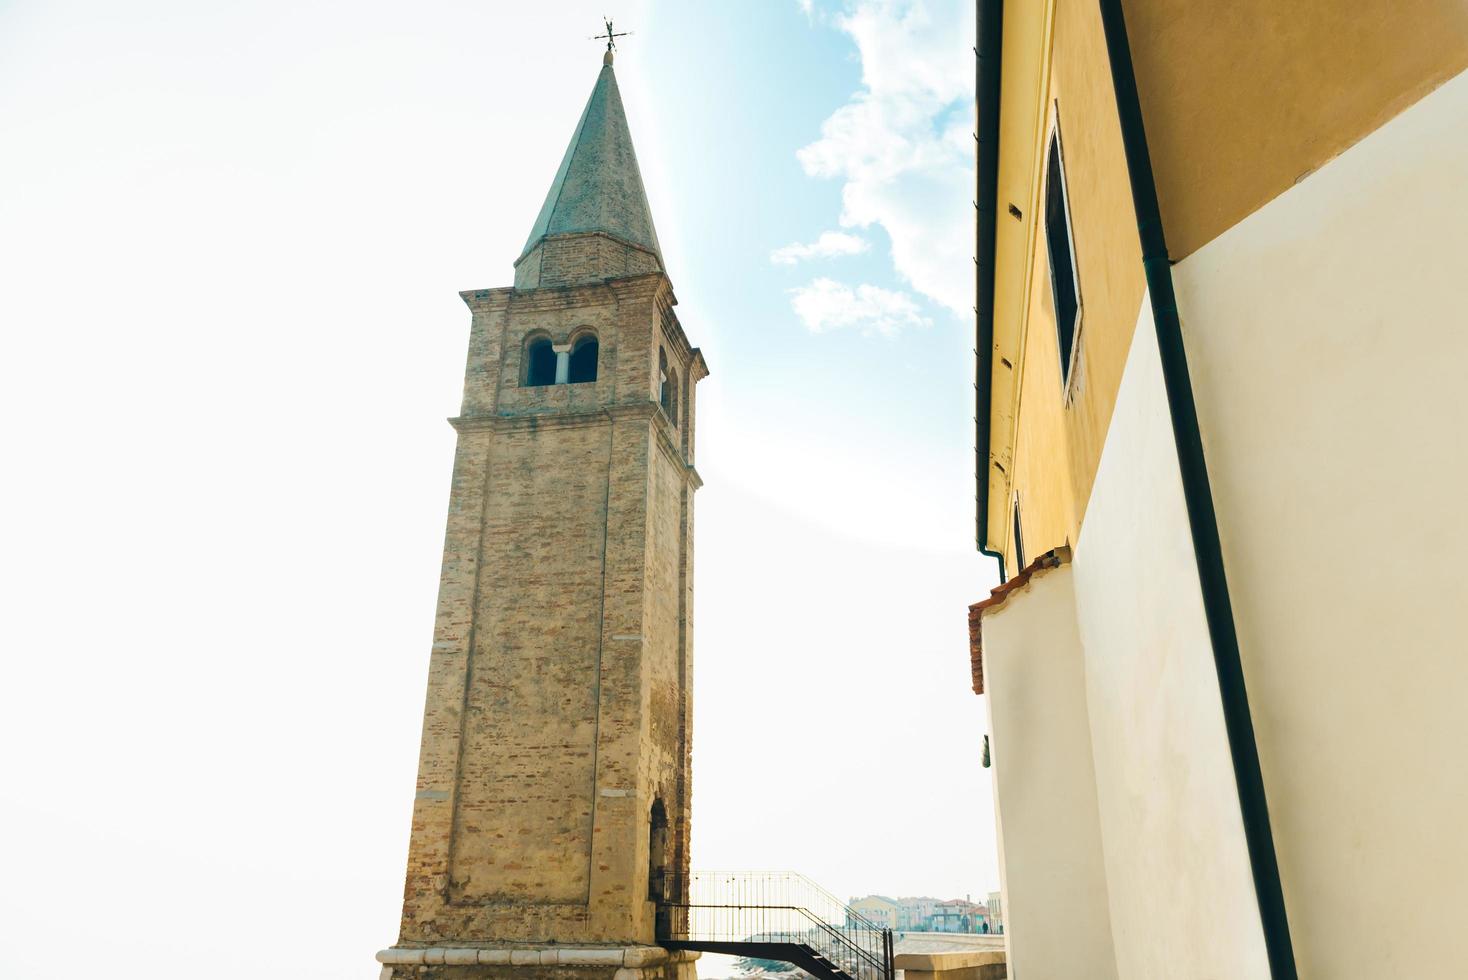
[378,48,707,980]
[930,900,988,934]
[896,896,940,932]
[852,895,992,933]
[969,1,1468,978]
[848,895,900,930]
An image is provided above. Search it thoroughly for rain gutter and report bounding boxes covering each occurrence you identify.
[1095,1,1298,975]
[974,0,1007,581]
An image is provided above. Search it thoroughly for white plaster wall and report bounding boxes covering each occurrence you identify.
[1173,66,1468,979]
[1071,310,1272,980]
[981,565,1118,980]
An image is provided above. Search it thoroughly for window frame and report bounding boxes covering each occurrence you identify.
[522,334,557,388]
[1043,107,1084,400]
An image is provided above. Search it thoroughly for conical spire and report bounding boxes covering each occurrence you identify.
[516,59,662,283]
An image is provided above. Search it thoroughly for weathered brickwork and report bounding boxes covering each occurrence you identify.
[448,420,613,905]
[515,232,662,290]
[381,49,706,977]
[388,261,707,973]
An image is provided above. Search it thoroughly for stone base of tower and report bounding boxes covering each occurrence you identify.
[376,945,698,980]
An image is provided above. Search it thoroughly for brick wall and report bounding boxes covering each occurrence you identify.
[396,266,704,948]
[515,232,662,290]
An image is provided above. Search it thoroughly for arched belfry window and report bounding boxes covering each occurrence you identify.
[524,336,556,387]
[658,348,679,425]
[647,798,669,901]
[568,333,598,384]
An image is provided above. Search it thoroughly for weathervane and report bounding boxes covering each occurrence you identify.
[591,17,631,52]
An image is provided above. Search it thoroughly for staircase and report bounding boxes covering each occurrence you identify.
[656,872,894,980]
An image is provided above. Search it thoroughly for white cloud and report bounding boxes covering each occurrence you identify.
[797,0,976,316]
[770,230,870,265]
[789,277,931,335]
[796,0,815,18]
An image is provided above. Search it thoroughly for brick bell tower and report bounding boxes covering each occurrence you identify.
[378,46,706,980]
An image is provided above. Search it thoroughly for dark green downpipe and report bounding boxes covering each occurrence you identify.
[974,0,1006,581]
[1095,0,1299,975]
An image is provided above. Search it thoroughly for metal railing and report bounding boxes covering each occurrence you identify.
[657,871,894,980]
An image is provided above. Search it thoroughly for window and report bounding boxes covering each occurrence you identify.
[1011,495,1026,573]
[524,336,556,387]
[1044,119,1081,391]
[568,334,598,383]
[658,348,678,425]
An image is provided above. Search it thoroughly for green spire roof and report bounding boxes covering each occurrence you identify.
[518,59,662,265]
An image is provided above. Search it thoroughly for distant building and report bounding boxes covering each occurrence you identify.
[986,892,1003,935]
[895,896,941,931]
[848,895,900,930]
[850,894,1000,933]
[930,899,988,934]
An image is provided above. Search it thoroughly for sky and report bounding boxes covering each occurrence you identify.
[0,2,997,977]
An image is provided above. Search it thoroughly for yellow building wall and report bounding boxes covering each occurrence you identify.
[1000,0,1146,577]
[1121,0,1468,260]
[989,0,1468,577]
[849,898,898,930]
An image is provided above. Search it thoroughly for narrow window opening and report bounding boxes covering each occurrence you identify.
[568,335,598,383]
[1012,496,1026,573]
[658,348,679,425]
[1044,122,1081,390]
[647,798,669,901]
[524,337,556,387]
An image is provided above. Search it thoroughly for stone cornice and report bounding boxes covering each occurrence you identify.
[459,286,514,313]
[689,348,710,382]
[512,229,664,272]
[654,293,703,374]
[646,277,704,375]
[377,946,699,968]
[460,272,666,315]
[604,272,667,303]
[653,277,679,314]
[659,313,696,365]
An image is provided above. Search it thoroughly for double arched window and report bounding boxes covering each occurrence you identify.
[658,348,679,425]
[522,331,598,387]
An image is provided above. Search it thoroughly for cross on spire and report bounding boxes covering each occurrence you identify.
[591,17,630,52]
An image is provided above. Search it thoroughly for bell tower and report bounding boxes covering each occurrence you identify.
[379,47,706,980]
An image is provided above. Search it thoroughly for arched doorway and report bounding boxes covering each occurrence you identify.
[648,798,669,901]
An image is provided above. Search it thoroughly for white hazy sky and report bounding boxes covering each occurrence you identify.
[0,2,998,977]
